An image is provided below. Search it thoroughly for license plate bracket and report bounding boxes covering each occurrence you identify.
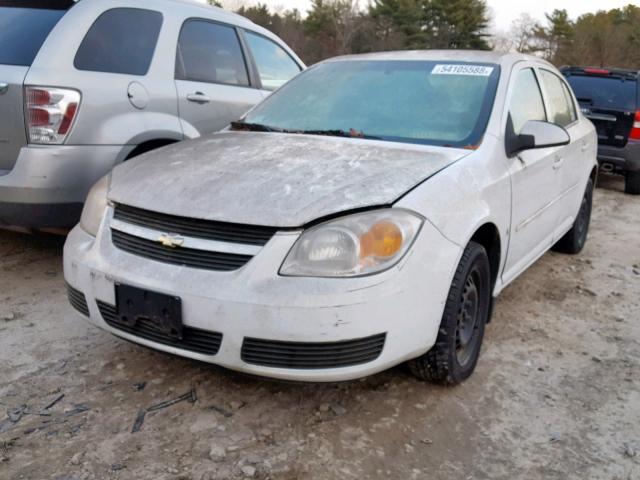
[115,284,183,340]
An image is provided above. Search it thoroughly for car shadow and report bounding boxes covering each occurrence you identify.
[596,171,625,193]
[0,229,66,259]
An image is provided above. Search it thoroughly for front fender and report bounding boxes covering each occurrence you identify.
[395,141,512,291]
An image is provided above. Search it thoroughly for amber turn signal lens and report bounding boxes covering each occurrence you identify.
[281,209,422,277]
[360,221,403,259]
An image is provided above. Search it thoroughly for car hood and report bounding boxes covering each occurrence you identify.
[109,132,470,228]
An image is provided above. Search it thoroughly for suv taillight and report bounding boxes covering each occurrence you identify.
[25,87,81,144]
[631,111,640,141]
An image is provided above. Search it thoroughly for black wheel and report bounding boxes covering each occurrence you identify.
[625,171,640,195]
[553,178,594,254]
[408,241,491,385]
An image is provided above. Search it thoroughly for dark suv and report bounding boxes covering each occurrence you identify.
[562,67,640,194]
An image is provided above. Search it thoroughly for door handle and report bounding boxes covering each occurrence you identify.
[581,141,589,153]
[553,155,564,170]
[186,92,211,104]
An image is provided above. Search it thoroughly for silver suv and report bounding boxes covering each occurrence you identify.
[0,0,304,231]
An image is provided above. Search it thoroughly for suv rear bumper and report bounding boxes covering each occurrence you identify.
[0,144,125,229]
[597,140,640,173]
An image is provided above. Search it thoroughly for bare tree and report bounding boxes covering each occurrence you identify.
[489,32,513,53]
[510,13,541,53]
[490,14,540,53]
[331,1,362,55]
[304,0,368,61]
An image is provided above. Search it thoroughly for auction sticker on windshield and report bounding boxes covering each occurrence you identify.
[432,64,494,76]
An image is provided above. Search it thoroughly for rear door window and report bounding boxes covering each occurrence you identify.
[564,75,637,111]
[245,32,301,90]
[0,7,66,66]
[540,70,577,128]
[74,8,163,76]
[176,20,249,87]
[508,68,547,134]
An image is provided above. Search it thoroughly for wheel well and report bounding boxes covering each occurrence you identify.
[470,223,501,296]
[125,139,178,160]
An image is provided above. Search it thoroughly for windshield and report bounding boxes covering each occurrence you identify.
[242,60,500,147]
[0,7,67,66]
[565,75,637,111]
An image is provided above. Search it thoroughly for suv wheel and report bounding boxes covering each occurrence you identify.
[408,241,491,385]
[625,171,640,195]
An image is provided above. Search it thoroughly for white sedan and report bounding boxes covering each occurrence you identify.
[64,51,597,384]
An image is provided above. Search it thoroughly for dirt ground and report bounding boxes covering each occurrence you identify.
[0,174,638,480]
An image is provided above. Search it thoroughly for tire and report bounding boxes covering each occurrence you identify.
[408,241,491,385]
[553,178,594,254]
[625,171,640,195]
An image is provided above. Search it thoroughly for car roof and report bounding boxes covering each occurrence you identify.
[325,50,554,70]
[151,0,250,23]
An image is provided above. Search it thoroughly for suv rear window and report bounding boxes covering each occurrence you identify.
[0,7,66,66]
[74,8,163,76]
[565,75,637,111]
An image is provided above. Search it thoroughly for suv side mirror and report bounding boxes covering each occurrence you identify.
[506,119,570,157]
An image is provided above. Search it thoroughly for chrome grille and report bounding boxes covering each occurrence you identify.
[111,229,252,271]
[113,204,277,246]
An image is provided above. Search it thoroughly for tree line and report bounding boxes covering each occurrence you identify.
[496,5,640,69]
[210,0,640,69]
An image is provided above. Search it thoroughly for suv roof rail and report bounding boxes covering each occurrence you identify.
[169,0,252,24]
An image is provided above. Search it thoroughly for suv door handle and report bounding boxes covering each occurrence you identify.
[581,141,589,152]
[553,155,564,170]
[186,92,211,104]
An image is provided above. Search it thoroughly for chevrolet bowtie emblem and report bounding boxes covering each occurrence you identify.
[158,234,185,248]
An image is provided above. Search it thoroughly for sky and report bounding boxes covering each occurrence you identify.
[205,0,639,33]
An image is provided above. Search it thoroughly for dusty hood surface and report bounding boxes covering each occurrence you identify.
[109,132,469,228]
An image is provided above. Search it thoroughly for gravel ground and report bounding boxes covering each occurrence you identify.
[0,174,639,480]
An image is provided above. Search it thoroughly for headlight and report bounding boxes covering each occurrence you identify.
[280,209,424,277]
[80,175,110,237]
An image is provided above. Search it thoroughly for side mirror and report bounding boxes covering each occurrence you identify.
[506,120,570,157]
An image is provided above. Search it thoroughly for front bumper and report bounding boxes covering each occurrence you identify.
[63,211,460,382]
[597,140,640,173]
[0,144,125,228]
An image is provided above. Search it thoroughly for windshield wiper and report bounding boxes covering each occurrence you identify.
[300,129,383,140]
[231,122,382,140]
[230,121,282,133]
